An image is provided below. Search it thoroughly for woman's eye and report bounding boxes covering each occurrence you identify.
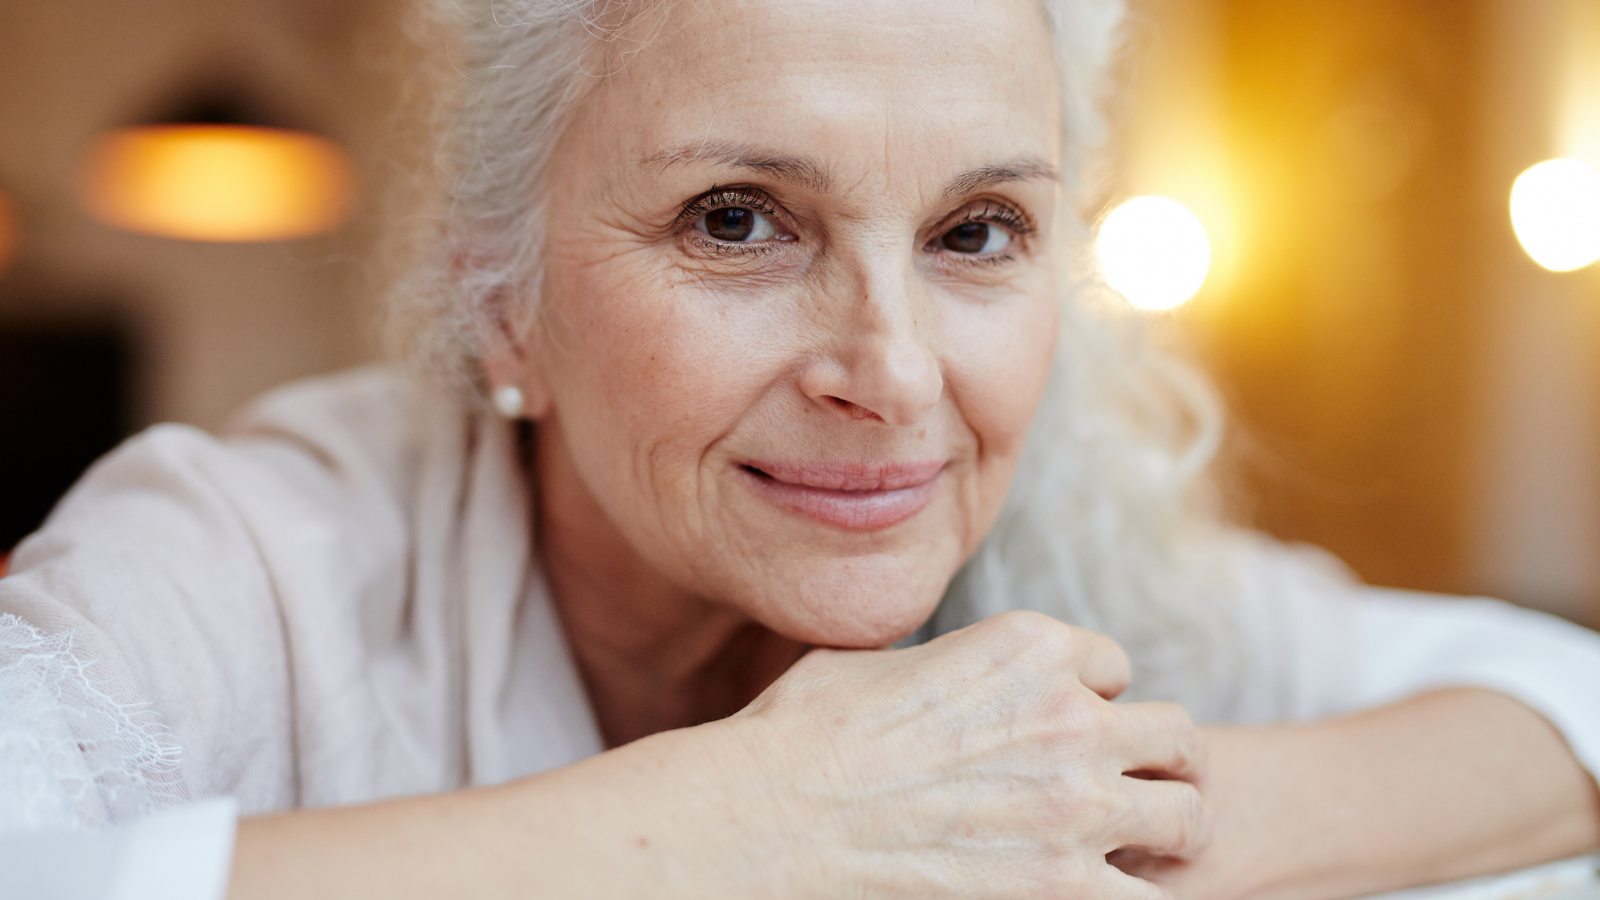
[696,207,778,243]
[940,221,1011,254]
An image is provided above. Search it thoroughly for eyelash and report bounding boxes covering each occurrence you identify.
[674,188,1037,262]
[937,200,1037,264]
[676,187,785,255]
[676,186,780,223]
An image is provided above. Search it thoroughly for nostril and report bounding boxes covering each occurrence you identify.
[825,396,883,422]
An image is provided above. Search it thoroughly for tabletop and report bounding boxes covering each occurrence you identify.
[1362,856,1600,900]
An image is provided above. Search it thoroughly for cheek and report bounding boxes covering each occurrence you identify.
[539,250,789,495]
[946,288,1059,465]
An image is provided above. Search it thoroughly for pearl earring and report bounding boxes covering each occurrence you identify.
[491,385,525,419]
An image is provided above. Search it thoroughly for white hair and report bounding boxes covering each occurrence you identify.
[392,0,1244,717]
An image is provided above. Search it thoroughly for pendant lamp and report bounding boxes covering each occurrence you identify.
[80,90,354,243]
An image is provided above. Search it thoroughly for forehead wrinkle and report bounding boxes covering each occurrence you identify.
[941,157,1059,200]
[642,140,836,193]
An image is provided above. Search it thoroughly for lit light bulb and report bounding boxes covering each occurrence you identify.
[1509,158,1600,272]
[1094,196,1213,312]
[81,125,353,243]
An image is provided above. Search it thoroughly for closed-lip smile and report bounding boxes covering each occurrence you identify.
[736,460,946,531]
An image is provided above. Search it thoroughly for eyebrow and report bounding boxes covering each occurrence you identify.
[941,157,1059,199]
[641,142,1058,199]
[643,141,835,193]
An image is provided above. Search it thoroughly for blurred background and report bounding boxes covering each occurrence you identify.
[0,0,1597,628]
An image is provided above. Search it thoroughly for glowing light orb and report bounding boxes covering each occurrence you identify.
[1095,196,1212,311]
[82,125,353,243]
[1509,158,1600,272]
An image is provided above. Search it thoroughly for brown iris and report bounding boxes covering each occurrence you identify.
[942,222,992,253]
[705,208,757,241]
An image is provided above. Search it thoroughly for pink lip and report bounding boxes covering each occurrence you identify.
[736,460,946,531]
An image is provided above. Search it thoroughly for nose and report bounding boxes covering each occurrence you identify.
[798,259,944,427]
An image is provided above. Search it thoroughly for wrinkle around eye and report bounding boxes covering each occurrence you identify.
[675,210,804,272]
[919,244,1051,297]
[667,236,812,289]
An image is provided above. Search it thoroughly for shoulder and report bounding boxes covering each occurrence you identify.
[225,365,461,495]
[0,367,485,806]
[33,366,466,541]
[4,364,472,632]
[228,365,442,452]
[14,365,484,628]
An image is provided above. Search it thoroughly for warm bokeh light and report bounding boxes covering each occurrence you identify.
[1509,158,1600,272]
[0,191,16,275]
[81,125,353,242]
[1094,196,1213,311]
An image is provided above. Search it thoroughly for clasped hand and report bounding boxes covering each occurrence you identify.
[717,611,1209,898]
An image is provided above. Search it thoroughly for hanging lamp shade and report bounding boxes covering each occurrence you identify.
[80,91,354,243]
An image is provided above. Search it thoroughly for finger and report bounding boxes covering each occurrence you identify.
[1061,626,1133,701]
[1113,777,1210,859]
[960,612,1132,699]
[1111,702,1204,782]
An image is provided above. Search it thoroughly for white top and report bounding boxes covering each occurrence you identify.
[2,367,1599,899]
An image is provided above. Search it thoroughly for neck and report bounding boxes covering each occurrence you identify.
[529,418,806,748]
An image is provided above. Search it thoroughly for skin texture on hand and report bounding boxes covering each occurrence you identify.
[734,613,1209,898]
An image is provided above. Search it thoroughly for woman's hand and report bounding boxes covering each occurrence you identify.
[229,611,1207,900]
[718,610,1210,898]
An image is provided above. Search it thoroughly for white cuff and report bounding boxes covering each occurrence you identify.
[1,797,239,900]
[1360,854,1600,900]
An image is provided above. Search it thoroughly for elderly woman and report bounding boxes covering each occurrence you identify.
[3,0,1600,898]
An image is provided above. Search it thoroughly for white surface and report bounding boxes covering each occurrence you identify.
[1363,855,1600,900]
[0,797,237,900]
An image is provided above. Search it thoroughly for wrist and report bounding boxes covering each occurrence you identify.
[518,717,800,899]
[1173,726,1308,900]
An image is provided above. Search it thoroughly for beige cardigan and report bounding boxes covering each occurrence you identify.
[0,367,601,825]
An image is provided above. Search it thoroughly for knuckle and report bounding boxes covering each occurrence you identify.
[1089,779,1126,826]
[985,609,1062,645]
[1100,637,1133,676]
[1044,768,1117,822]
[1158,700,1197,730]
[1045,689,1109,744]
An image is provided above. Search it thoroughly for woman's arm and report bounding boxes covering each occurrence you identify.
[230,611,1207,900]
[228,719,777,900]
[1157,687,1600,900]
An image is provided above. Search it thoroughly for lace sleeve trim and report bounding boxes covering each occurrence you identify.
[0,614,186,835]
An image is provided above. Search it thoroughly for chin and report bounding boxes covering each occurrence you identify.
[744,552,956,648]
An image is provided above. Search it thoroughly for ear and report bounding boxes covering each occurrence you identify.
[479,296,554,420]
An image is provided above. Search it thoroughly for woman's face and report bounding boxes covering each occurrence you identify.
[519,0,1063,647]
